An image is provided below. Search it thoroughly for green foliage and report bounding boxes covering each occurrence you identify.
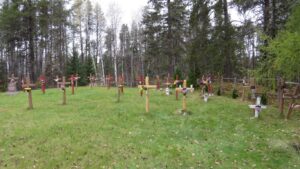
[217,87,221,96]
[232,88,239,99]
[174,67,183,80]
[261,92,268,105]
[263,3,300,80]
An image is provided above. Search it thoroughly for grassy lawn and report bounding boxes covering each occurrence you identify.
[0,87,299,169]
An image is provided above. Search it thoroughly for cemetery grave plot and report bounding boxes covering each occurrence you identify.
[0,87,300,168]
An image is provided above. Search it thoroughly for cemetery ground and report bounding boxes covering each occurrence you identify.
[0,87,300,169]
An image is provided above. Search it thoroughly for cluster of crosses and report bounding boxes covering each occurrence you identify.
[6,72,299,119]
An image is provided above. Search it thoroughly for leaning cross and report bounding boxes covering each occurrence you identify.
[58,76,71,105]
[21,74,36,109]
[138,76,157,113]
[175,80,194,112]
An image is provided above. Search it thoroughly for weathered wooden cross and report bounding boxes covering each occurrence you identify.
[106,74,113,89]
[54,75,61,88]
[164,73,172,95]
[69,75,77,95]
[137,75,145,96]
[175,80,194,112]
[88,74,97,88]
[21,74,36,109]
[117,74,125,102]
[138,76,157,113]
[39,75,46,94]
[57,76,71,105]
[74,74,80,89]
[7,74,19,93]
[174,75,183,100]
[156,75,160,90]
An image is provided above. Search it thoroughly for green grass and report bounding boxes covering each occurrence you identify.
[0,87,300,169]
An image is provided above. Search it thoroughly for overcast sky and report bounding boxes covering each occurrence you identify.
[91,0,148,26]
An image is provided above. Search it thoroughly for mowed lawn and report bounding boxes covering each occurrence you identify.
[0,87,299,169]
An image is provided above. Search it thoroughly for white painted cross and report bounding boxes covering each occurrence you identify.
[248,96,267,118]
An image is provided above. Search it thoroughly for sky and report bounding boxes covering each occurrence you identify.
[91,0,148,25]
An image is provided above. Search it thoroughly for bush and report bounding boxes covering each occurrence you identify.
[217,87,221,96]
[261,92,268,105]
[232,89,239,99]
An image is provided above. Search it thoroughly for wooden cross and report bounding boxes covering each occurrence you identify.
[7,74,19,93]
[88,74,97,88]
[138,76,157,113]
[164,73,172,95]
[241,77,250,101]
[74,73,80,89]
[39,75,46,94]
[117,74,125,102]
[137,75,145,96]
[156,75,160,90]
[175,80,194,112]
[57,76,71,105]
[54,75,61,88]
[69,75,77,95]
[284,83,300,119]
[106,74,113,89]
[21,74,36,109]
[174,75,183,100]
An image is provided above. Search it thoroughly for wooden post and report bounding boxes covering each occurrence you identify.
[175,80,193,112]
[74,74,80,89]
[277,77,285,115]
[220,76,224,94]
[21,74,35,109]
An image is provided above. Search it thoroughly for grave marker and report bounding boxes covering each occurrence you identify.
[58,76,70,105]
[7,74,19,95]
[164,73,172,96]
[117,74,125,102]
[69,75,77,95]
[175,80,194,113]
[106,74,113,89]
[74,74,80,89]
[249,96,267,118]
[138,76,157,113]
[39,75,46,94]
[88,74,97,88]
[137,75,145,96]
[54,75,61,88]
[21,74,35,109]
[174,75,183,100]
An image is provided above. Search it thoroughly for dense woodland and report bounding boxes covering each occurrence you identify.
[0,0,299,89]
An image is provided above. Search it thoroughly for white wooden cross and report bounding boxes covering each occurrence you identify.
[248,96,267,118]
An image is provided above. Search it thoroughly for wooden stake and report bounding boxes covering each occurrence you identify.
[138,76,156,113]
[58,76,70,105]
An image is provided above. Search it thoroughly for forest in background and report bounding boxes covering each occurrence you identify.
[0,0,299,89]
